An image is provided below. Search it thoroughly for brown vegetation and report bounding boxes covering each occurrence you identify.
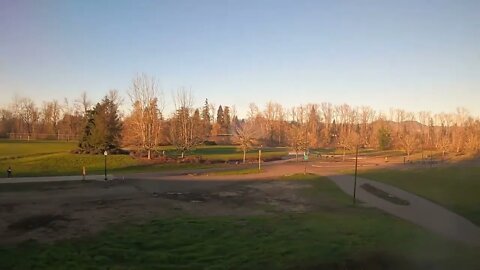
[1,76,479,158]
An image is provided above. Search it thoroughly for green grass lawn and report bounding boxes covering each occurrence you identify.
[0,175,478,269]
[159,145,289,161]
[0,140,77,159]
[359,166,480,226]
[313,148,405,157]
[0,152,141,177]
[3,215,479,270]
[0,141,288,177]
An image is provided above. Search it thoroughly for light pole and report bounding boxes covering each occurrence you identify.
[258,145,262,171]
[303,148,309,175]
[104,150,108,181]
[353,143,358,205]
[304,129,308,175]
[353,124,360,205]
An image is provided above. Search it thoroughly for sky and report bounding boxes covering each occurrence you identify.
[1,0,479,117]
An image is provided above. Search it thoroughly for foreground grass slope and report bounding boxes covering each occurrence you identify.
[3,214,479,270]
[0,175,478,269]
[359,166,480,226]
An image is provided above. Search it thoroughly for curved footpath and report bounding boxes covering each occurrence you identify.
[325,173,480,247]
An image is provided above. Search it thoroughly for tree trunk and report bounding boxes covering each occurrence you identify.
[181,151,185,159]
[147,149,151,160]
[243,150,246,163]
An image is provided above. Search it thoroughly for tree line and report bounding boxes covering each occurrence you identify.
[1,74,479,160]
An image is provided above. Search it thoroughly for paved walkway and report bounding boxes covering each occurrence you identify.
[326,174,480,247]
[0,174,114,184]
[0,158,294,184]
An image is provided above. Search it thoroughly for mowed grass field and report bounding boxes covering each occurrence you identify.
[0,140,141,177]
[359,166,480,226]
[159,144,288,161]
[0,140,287,177]
[0,140,77,158]
[1,175,479,269]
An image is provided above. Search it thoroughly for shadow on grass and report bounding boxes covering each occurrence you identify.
[361,183,410,205]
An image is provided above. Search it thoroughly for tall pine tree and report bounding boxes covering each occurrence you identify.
[216,105,224,133]
[201,99,211,139]
[223,106,231,133]
[78,96,122,154]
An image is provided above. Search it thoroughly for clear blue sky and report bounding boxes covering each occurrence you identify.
[1,0,479,117]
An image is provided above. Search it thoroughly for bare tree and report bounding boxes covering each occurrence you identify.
[76,91,92,115]
[40,100,62,138]
[359,106,375,147]
[18,97,39,139]
[337,127,359,161]
[464,118,480,153]
[435,124,450,160]
[264,101,276,145]
[288,106,309,161]
[127,74,164,159]
[399,131,418,159]
[320,102,334,146]
[247,103,260,120]
[59,98,83,140]
[169,88,201,158]
[233,120,258,163]
[288,124,308,161]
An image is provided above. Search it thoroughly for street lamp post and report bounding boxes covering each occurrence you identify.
[304,129,308,175]
[353,124,360,205]
[258,145,262,171]
[353,143,358,205]
[104,150,108,181]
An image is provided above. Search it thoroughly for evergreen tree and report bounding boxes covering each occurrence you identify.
[377,126,392,150]
[201,99,211,139]
[79,109,95,151]
[78,96,122,153]
[216,105,224,132]
[193,108,202,139]
[223,106,231,133]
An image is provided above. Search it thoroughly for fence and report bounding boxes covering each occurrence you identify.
[7,133,79,141]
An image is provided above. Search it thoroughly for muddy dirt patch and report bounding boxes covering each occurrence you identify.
[8,214,71,232]
[0,178,320,244]
[156,192,208,203]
